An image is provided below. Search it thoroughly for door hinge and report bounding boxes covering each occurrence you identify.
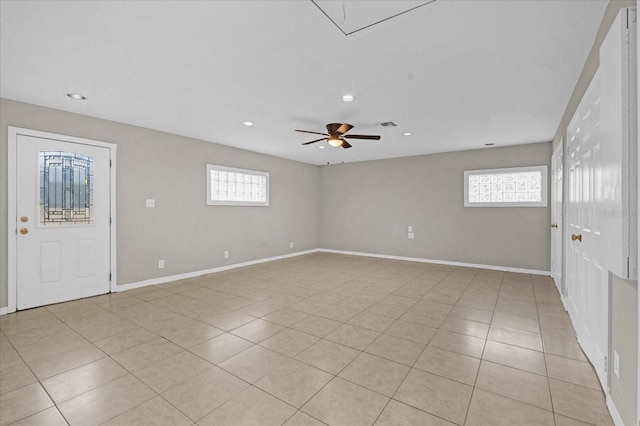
[626,8,636,29]
[109,273,112,282]
[604,355,608,372]
[109,217,112,225]
[625,9,631,30]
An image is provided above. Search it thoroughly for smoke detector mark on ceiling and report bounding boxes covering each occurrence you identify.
[378,122,397,128]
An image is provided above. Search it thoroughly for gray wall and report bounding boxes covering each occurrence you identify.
[319,142,552,271]
[0,98,554,311]
[610,274,638,425]
[0,98,321,307]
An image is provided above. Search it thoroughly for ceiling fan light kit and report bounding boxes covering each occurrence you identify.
[296,122,380,149]
[328,136,343,147]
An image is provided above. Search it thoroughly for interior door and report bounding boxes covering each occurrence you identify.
[16,134,111,309]
[566,71,608,386]
[550,142,563,296]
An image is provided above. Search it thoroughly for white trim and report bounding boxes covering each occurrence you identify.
[635,4,640,424]
[7,129,17,313]
[464,165,549,207]
[115,248,549,294]
[115,249,319,292]
[2,246,552,310]
[7,127,117,314]
[0,307,8,316]
[317,248,550,275]
[606,391,625,426]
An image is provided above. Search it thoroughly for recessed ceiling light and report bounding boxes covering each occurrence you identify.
[318,145,325,149]
[485,143,495,146]
[341,95,354,102]
[67,93,86,100]
[242,121,254,126]
[402,132,413,136]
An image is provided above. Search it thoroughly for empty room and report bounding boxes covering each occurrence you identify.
[1,1,638,425]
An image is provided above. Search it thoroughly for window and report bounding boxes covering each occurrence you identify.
[40,151,94,225]
[464,165,548,207]
[206,164,269,206]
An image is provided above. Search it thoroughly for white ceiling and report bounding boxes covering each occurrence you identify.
[0,0,608,165]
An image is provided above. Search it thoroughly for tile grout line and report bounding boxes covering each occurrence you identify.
[460,269,501,426]
[2,255,604,426]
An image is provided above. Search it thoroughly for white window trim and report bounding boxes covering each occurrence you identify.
[464,165,548,207]
[206,164,269,206]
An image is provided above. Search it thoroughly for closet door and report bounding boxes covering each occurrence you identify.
[564,8,637,389]
[566,71,608,386]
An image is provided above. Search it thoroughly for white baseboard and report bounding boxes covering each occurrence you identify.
[115,249,320,292]
[606,392,625,426]
[1,248,550,311]
[560,294,568,311]
[317,248,550,276]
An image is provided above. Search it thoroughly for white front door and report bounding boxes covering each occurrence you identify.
[566,71,608,386]
[550,142,564,296]
[15,133,112,309]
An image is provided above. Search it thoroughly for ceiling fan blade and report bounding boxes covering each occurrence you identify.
[295,130,329,136]
[336,123,354,135]
[302,138,326,145]
[326,123,342,134]
[341,140,352,149]
[344,134,381,140]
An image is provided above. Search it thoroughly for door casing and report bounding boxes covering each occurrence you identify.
[7,127,117,313]
[550,141,564,298]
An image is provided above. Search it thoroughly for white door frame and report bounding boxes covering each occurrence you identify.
[550,141,564,298]
[7,127,117,313]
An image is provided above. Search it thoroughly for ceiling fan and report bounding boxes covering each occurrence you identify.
[296,123,381,149]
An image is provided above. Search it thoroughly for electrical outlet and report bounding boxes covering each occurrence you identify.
[408,233,415,239]
[146,199,155,208]
[614,350,620,378]
[290,242,294,248]
[158,260,164,269]
[224,251,229,259]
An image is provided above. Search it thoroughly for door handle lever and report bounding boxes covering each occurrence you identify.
[571,234,582,242]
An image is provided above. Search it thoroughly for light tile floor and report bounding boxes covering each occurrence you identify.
[0,253,613,425]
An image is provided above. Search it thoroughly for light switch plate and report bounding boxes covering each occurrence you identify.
[146,199,155,208]
[408,233,415,239]
[614,350,620,378]
[408,225,413,232]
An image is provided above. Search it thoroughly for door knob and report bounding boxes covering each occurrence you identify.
[551,224,558,228]
[20,216,28,223]
[571,234,582,242]
[19,228,28,235]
